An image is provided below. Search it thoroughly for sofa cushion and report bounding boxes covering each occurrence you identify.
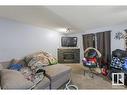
[0,64,3,70]
[0,62,11,69]
[32,77,50,89]
[44,64,71,82]
[0,69,33,89]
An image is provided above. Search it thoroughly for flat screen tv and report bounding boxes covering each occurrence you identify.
[61,37,77,47]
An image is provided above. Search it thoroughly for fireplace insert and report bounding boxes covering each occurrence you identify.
[58,48,80,63]
[63,52,75,61]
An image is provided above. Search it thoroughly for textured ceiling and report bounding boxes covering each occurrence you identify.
[46,6,127,32]
[0,6,127,33]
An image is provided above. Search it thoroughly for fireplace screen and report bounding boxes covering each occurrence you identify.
[63,53,74,60]
[58,48,80,63]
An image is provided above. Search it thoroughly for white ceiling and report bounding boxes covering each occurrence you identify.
[0,6,127,33]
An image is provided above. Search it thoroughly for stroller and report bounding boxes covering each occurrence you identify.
[82,47,102,78]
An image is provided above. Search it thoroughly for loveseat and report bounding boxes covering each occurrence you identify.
[0,51,71,89]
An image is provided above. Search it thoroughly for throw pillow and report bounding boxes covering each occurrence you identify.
[28,58,45,73]
[24,56,33,65]
[48,56,57,65]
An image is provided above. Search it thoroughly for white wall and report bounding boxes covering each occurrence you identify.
[0,19,62,61]
[67,24,127,62]
[1,18,126,63]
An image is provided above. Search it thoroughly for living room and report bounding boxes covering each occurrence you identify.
[0,6,127,90]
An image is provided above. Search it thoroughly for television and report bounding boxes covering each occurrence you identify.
[61,37,77,47]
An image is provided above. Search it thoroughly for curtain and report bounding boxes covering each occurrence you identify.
[124,29,127,50]
[82,34,95,50]
[96,31,111,64]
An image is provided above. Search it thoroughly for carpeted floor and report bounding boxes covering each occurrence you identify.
[65,63,127,89]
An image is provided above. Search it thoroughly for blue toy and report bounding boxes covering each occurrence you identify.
[122,57,127,72]
[9,64,23,71]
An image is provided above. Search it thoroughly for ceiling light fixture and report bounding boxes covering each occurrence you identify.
[57,27,71,33]
[66,28,71,33]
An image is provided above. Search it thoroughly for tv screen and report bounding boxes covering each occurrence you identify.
[61,37,77,47]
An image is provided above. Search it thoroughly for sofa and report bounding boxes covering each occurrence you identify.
[0,51,71,89]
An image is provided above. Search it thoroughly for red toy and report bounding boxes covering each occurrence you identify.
[101,67,108,76]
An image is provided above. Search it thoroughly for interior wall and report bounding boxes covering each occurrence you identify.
[67,24,127,62]
[0,18,63,61]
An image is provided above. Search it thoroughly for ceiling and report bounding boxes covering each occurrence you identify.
[0,6,127,33]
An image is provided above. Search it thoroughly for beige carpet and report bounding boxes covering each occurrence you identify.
[65,64,126,89]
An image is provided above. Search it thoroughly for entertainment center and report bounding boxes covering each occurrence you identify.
[58,36,80,63]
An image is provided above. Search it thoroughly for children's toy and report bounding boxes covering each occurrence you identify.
[82,47,102,78]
